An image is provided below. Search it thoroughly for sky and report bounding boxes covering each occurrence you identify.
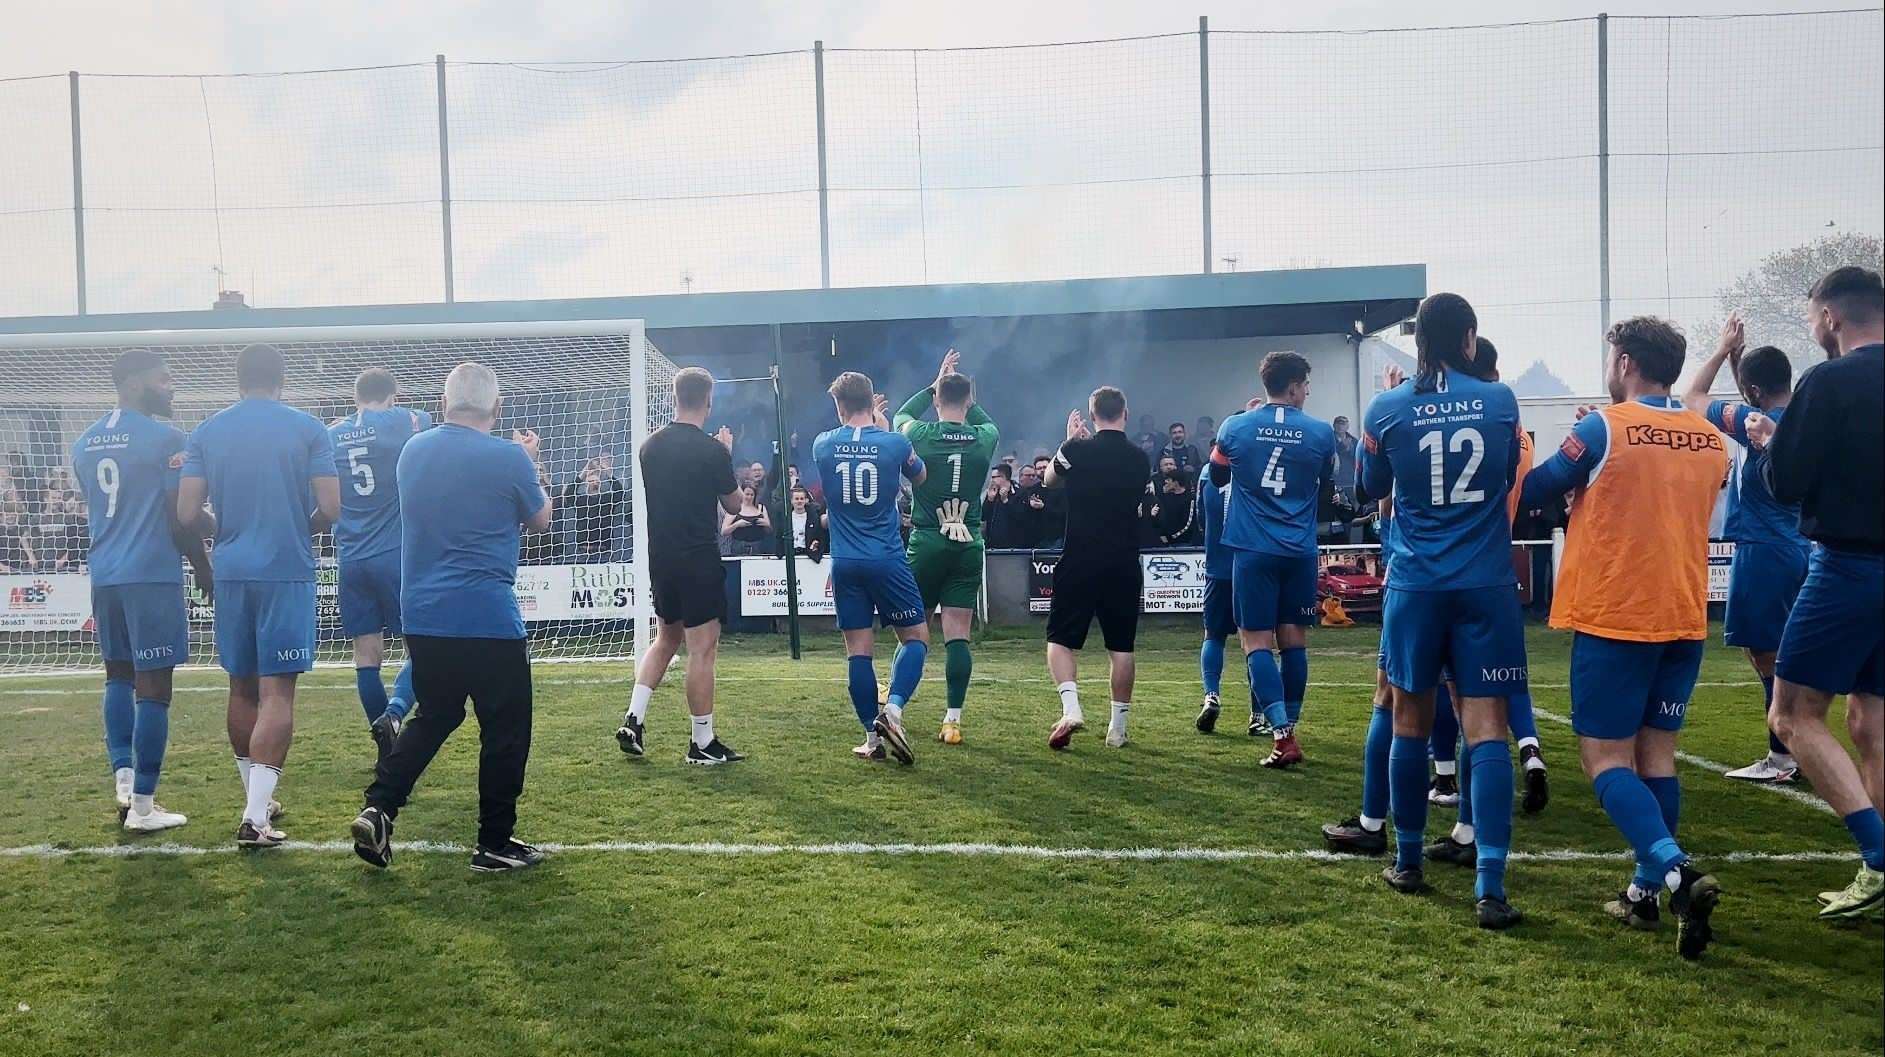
[1,1,1880,394]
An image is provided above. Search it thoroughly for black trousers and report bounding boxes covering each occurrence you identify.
[366,634,533,849]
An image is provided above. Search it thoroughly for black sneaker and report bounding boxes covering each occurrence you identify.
[1427,773,1460,807]
[1196,694,1221,734]
[615,714,645,757]
[1669,862,1721,960]
[1381,863,1427,894]
[370,711,402,763]
[351,806,393,869]
[1425,835,1477,868]
[1248,713,1271,737]
[1520,748,1549,815]
[1321,817,1388,856]
[685,738,745,766]
[235,820,286,849]
[1476,896,1524,931]
[1605,887,1662,931]
[470,839,546,873]
[874,713,915,766]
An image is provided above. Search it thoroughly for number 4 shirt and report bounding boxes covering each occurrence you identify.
[1211,403,1336,558]
[1359,370,1522,592]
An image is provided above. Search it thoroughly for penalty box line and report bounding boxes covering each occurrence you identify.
[0,839,1857,863]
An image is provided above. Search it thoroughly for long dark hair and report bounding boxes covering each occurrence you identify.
[1414,293,1477,392]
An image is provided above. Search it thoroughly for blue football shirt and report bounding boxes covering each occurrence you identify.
[1359,370,1522,592]
[182,397,338,583]
[1705,400,1809,553]
[71,408,186,587]
[329,406,433,562]
[813,424,925,563]
[1212,403,1336,557]
[1197,467,1234,581]
[398,424,546,640]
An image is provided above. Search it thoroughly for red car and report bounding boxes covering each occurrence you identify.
[1318,562,1384,615]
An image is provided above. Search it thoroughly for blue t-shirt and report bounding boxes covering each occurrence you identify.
[71,408,186,587]
[398,424,546,640]
[1704,400,1809,553]
[1197,469,1234,581]
[1213,403,1336,557]
[1359,370,1522,592]
[182,398,338,583]
[329,406,434,562]
[813,424,925,563]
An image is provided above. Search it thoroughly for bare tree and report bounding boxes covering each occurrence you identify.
[1698,231,1884,373]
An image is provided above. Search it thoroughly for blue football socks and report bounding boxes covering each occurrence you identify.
[1594,766,1686,885]
[1280,647,1307,727]
[1200,637,1224,697]
[1361,706,1393,822]
[102,679,135,773]
[1390,734,1431,871]
[1466,740,1513,901]
[387,662,416,721]
[355,666,389,724]
[886,639,928,709]
[1844,808,1885,871]
[131,697,170,797]
[847,655,878,728]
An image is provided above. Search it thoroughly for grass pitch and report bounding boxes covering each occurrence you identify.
[1,622,1880,1056]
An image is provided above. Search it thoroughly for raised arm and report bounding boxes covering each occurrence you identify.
[1683,314,1744,413]
[895,387,934,433]
[1519,410,1606,510]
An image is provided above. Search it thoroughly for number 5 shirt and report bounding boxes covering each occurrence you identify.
[329,406,433,564]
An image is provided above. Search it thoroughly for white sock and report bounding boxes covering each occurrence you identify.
[1358,815,1385,833]
[944,707,962,724]
[114,767,134,795]
[1517,736,1540,751]
[1626,882,1652,903]
[131,793,154,815]
[1523,753,1547,772]
[1057,682,1082,723]
[244,764,280,828]
[1109,701,1129,730]
[885,701,903,725]
[691,712,714,750]
[235,756,252,791]
[1662,866,1683,892]
[1451,822,1476,845]
[1434,760,1457,777]
[1770,751,1795,768]
[629,683,654,723]
[865,730,882,750]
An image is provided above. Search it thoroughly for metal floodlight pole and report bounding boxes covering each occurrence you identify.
[814,41,832,290]
[69,71,87,315]
[1198,16,1213,275]
[1597,15,1612,346]
[436,54,456,303]
[772,326,803,660]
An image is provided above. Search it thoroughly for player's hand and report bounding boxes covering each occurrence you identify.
[1744,411,1776,449]
[714,426,735,451]
[512,428,541,461]
[1028,494,1044,510]
[1383,363,1407,390]
[1066,409,1090,441]
[936,348,960,386]
[1717,312,1746,363]
[871,393,890,429]
[1574,404,1599,421]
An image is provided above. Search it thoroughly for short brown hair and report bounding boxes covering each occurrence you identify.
[1089,386,1126,423]
[354,367,397,404]
[936,372,973,407]
[1259,351,1311,396]
[828,371,875,415]
[1605,316,1687,386]
[673,366,714,411]
[1808,265,1884,325]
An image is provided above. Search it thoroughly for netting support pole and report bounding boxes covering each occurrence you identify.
[436,54,456,304]
[814,41,831,290]
[68,71,87,315]
[1197,16,1213,275]
[772,325,803,660]
[1596,14,1611,344]
[630,324,652,662]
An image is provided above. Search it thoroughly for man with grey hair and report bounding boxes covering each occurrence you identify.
[351,362,555,873]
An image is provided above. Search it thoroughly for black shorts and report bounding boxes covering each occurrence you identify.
[649,549,727,628]
[1045,556,1142,653]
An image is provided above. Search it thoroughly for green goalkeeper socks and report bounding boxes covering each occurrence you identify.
[945,638,973,712]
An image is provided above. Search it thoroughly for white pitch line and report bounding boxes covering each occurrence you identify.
[0,838,1856,863]
[1531,707,1835,815]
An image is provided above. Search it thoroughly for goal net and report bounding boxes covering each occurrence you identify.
[0,320,676,676]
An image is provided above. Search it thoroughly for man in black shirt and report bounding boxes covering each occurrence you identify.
[615,367,745,766]
[1043,386,1151,751]
[1747,265,1885,918]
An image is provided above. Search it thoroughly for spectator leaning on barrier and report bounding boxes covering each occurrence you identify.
[721,484,774,557]
[785,484,827,560]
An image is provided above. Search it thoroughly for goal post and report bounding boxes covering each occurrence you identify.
[0,319,677,675]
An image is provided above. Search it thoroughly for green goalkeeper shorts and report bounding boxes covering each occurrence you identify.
[907,531,985,611]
